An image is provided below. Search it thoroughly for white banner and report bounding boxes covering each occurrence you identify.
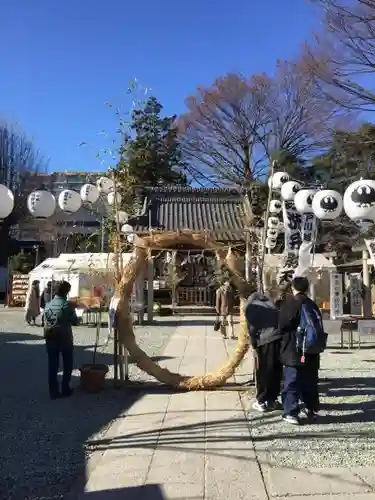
[277,200,301,284]
[294,212,318,278]
[365,239,375,265]
[330,272,343,319]
[349,273,362,315]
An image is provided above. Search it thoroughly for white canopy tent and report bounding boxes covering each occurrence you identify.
[28,253,133,302]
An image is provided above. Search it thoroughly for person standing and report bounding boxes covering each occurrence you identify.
[25,280,40,325]
[245,291,282,412]
[40,281,54,327]
[215,280,235,339]
[279,276,326,425]
[43,280,78,399]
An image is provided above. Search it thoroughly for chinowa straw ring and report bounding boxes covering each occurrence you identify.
[114,230,252,390]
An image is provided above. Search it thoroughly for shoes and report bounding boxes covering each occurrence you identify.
[282,414,300,425]
[49,392,60,400]
[61,387,74,398]
[252,401,268,412]
[267,400,283,412]
[302,408,318,422]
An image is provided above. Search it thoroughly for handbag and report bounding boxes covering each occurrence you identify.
[213,317,221,331]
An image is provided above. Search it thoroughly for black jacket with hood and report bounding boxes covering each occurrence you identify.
[245,292,281,348]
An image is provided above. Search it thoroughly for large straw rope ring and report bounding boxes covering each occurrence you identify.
[114,230,252,390]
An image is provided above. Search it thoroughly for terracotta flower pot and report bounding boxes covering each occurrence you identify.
[79,363,109,393]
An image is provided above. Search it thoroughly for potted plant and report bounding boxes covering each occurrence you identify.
[79,309,109,393]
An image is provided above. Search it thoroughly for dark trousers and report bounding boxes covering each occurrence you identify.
[46,340,73,397]
[256,340,282,404]
[282,355,320,416]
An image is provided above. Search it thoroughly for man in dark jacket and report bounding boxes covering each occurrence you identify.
[279,276,322,425]
[245,291,282,412]
[43,281,78,399]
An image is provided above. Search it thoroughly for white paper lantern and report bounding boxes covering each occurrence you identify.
[121,223,133,234]
[281,181,302,201]
[97,176,114,194]
[58,189,82,213]
[0,184,14,219]
[80,183,99,204]
[270,199,282,214]
[107,191,122,206]
[117,210,128,224]
[343,179,375,223]
[268,172,290,190]
[268,216,280,229]
[294,189,317,214]
[27,190,56,218]
[265,237,277,249]
[312,189,343,220]
[267,228,279,239]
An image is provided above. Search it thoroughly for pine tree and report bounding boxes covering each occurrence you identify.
[116,97,187,207]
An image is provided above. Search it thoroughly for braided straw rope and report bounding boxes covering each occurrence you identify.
[114,230,253,390]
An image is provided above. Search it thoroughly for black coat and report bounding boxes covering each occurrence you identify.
[245,292,281,348]
[279,293,321,366]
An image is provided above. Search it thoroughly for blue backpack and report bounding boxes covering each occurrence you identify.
[296,302,327,356]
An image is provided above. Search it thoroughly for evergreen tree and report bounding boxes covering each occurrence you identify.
[116,97,187,202]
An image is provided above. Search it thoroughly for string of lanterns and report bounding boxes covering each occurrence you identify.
[265,172,375,249]
[0,175,134,236]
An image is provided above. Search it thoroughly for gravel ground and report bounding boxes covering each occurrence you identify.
[246,323,375,469]
[0,310,180,500]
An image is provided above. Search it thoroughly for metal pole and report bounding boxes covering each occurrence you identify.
[100,215,105,252]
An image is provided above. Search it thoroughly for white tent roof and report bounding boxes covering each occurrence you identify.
[29,253,133,275]
[263,253,336,271]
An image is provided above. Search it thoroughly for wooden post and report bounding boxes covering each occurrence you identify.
[113,326,119,387]
[147,255,154,323]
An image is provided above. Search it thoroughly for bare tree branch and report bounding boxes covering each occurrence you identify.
[304,0,375,109]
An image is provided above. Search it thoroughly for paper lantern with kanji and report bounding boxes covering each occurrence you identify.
[80,183,99,204]
[58,189,82,213]
[27,190,56,219]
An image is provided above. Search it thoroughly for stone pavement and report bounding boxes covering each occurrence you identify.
[69,318,375,500]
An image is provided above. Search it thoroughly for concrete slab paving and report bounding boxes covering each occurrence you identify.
[73,317,375,500]
[267,467,371,496]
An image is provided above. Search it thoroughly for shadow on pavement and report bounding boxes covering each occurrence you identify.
[0,330,145,500]
[78,484,167,499]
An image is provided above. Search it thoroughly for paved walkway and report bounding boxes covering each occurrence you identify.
[69,319,375,500]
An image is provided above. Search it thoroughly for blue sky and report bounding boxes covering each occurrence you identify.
[0,0,319,173]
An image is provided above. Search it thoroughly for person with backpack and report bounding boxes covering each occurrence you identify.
[279,276,327,425]
[245,290,282,412]
[43,280,78,399]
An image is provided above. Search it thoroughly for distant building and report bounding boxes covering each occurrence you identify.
[16,171,108,247]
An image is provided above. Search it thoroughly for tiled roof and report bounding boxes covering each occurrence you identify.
[127,186,248,242]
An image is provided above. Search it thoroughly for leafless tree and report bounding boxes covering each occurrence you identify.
[304,0,375,109]
[0,122,48,223]
[177,64,344,186]
[0,121,48,263]
[176,73,271,186]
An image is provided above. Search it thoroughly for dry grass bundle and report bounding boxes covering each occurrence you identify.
[115,230,251,390]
